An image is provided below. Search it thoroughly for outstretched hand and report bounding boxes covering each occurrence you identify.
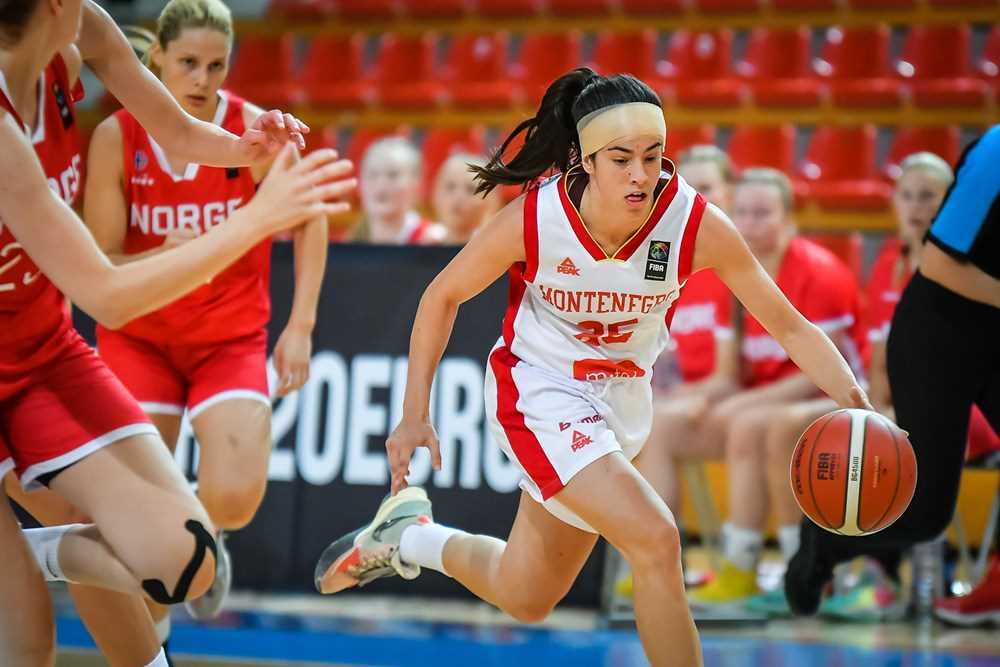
[237,110,310,162]
[846,385,875,412]
[386,419,442,496]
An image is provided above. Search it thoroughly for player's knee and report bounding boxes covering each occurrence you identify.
[726,416,762,458]
[141,519,218,604]
[622,513,681,572]
[500,591,558,624]
[200,478,265,530]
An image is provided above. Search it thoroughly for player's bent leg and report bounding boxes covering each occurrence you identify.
[190,397,272,531]
[557,452,701,667]
[5,475,162,667]
[48,434,217,605]
[442,491,599,623]
[0,495,55,667]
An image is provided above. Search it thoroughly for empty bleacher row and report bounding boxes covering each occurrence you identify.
[227,25,1000,111]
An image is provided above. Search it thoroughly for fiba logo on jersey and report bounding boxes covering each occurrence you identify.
[134,150,149,172]
[645,240,670,281]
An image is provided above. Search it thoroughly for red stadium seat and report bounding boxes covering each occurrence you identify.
[737,27,822,107]
[928,0,996,6]
[589,30,661,83]
[800,125,892,211]
[405,0,467,17]
[660,30,744,107]
[897,25,989,108]
[333,0,397,19]
[548,0,612,15]
[268,0,336,20]
[979,26,1000,89]
[303,124,341,155]
[665,125,717,161]
[510,32,583,107]
[301,35,373,109]
[846,0,914,7]
[695,0,759,11]
[620,0,685,12]
[370,33,443,109]
[421,126,487,195]
[773,0,836,8]
[815,26,901,108]
[227,35,301,107]
[807,232,864,280]
[441,33,514,108]
[883,126,961,180]
[727,125,796,173]
[474,0,542,17]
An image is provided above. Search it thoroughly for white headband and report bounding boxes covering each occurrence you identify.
[576,102,667,157]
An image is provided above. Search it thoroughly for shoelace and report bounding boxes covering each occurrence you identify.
[347,546,396,581]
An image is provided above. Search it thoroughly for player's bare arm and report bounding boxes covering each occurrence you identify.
[388,196,526,494]
[694,204,869,410]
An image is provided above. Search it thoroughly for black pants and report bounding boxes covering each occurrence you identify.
[816,271,1000,558]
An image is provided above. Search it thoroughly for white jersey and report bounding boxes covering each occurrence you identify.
[498,161,707,384]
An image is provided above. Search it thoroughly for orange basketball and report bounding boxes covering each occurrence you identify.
[789,409,917,536]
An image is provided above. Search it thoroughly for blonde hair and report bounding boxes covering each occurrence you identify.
[737,167,794,212]
[155,0,233,51]
[678,144,734,183]
[896,151,954,188]
[361,137,423,177]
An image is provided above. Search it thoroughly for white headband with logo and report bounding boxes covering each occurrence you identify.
[576,102,667,157]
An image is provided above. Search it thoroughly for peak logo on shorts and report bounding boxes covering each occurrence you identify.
[571,430,592,452]
[645,240,670,281]
[557,257,581,276]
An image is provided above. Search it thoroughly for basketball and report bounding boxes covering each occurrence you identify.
[789,409,917,536]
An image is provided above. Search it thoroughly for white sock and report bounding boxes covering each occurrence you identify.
[398,522,462,577]
[154,614,171,644]
[722,523,763,573]
[145,648,169,667]
[778,524,801,563]
[22,524,85,582]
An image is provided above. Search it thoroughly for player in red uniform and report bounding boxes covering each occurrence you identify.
[666,168,864,608]
[0,2,353,664]
[313,69,869,667]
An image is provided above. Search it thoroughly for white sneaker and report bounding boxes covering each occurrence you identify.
[184,531,231,620]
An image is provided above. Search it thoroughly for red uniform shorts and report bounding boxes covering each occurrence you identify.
[0,330,156,490]
[97,328,270,420]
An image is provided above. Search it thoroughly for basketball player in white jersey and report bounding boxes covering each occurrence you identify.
[315,69,870,666]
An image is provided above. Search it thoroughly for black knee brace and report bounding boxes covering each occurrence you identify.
[142,520,217,605]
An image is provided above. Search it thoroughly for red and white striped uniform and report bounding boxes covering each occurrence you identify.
[0,56,154,488]
[485,161,706,530]
[97,91,272,418]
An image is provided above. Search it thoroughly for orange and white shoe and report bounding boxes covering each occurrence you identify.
[314,487,432,595]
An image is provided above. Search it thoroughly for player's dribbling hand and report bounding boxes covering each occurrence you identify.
[845,385,875,412]
[386,419,441,496]
[273,325,312,397]
[238,110,310,162]
[248,144,356,234]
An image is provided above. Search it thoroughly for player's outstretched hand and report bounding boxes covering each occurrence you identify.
[386,419,441,496]
[238,110,310,162]
[273,325,312,397]
[246,144,356,235]
[845,385,875,412]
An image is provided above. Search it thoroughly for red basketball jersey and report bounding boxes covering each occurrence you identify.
[741,237,862,387]
[669,269,732,383]
[109,91,270,345]
[0,55,84,376]
[864,238,910,348]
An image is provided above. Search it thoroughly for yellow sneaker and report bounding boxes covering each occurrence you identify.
[615,574,634,599]
[688,561,760,606]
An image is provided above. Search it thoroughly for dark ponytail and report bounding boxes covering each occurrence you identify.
[0,0,39,47]
[473,67,662,196]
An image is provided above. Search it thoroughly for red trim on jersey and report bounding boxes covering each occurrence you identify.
[557,173,606,262]
[523,187,540,282]
[677,193,707,283]
[615,173,679,261]
[502,264,528,348]
[556,158,680,263]
[489,346,563,499]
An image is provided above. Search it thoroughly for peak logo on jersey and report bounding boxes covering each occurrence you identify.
[134,150,149,172]
[571,430,592,452]
[645,240,670,281]
[557,257,580,276]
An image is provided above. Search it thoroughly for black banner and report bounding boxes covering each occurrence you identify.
[77,244,604,605]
